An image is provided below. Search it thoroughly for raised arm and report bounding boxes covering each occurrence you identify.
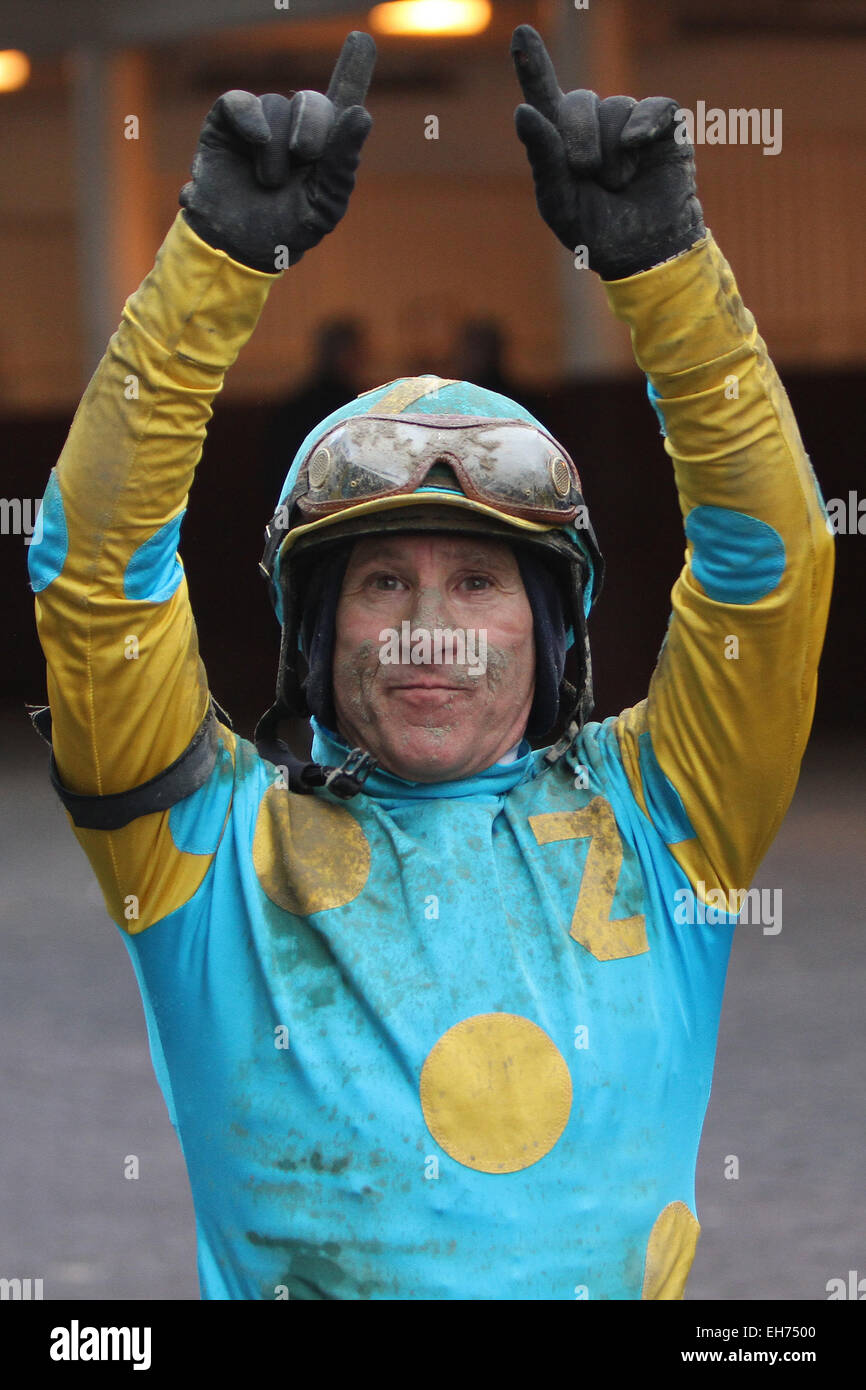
[511,25,834,895]
[29,33,376,930]
[602,239,833,895]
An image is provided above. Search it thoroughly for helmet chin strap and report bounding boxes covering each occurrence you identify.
[512,548,569,740]
[253,698,377,800]
[299,544,352,730]
[254,541,377,798]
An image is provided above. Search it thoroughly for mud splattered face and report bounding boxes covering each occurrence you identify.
[333,534,535,782]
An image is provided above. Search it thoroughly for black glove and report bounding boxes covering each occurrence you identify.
[180,30,376,272]
[511,25,704,280]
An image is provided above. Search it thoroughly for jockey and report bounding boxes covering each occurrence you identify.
[28,27,833,1299]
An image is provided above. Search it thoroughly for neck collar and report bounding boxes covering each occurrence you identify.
[310,718,540,803]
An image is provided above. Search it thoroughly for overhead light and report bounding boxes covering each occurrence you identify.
[0,50,30,93]
[369,1,492,37]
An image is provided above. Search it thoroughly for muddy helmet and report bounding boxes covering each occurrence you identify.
[256,374,604,762]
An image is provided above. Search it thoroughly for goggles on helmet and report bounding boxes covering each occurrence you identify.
[260,412,592,592]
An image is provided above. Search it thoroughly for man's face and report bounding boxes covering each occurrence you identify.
[332,533,536,782]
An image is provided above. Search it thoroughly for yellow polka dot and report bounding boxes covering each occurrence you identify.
[420,1013,572,1174]
[641,1200,701,1299]
[253,783,370,915]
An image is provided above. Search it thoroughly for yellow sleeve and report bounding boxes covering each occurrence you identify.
[601,233,834,896]
[29,211,280,930]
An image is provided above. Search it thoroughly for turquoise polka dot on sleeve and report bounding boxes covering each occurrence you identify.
[684,505,786,605]
[124,511,186,603]
[646,378,667,437]
[27,472,68,592]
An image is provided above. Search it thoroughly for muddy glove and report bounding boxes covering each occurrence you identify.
[511,24,704,280]
[180,30,376,272]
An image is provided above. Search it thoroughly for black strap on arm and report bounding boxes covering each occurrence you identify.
[26,697,231,831]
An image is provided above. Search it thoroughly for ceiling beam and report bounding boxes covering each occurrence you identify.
[0,0,365,56]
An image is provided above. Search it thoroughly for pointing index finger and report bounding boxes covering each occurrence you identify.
[326,30,377,112]
[511,24,562,124]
